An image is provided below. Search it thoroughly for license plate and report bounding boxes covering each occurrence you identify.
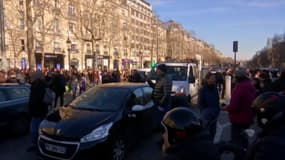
[45,143,66,154]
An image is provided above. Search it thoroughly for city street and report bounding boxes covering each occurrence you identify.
[0,84,235,160]
[0,109,233,160]
[0,0,284,159]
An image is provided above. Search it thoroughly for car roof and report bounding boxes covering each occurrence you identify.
[161,63,196,67]
[0,83,31,87]
[137,68,151,72]
[99,82,149,90]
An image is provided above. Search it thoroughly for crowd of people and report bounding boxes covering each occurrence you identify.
[1,63,285,160]
[160,63,285,160]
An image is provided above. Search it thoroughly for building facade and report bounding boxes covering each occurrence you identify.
[1,0,223,70]
[125,0,157,68]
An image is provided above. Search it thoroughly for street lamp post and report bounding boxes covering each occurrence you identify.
[139,50,143,69]
[66,35,71,70]
[138,43,143,69]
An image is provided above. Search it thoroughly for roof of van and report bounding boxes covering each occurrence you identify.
[136,68,151,72]
[161,63,196,66]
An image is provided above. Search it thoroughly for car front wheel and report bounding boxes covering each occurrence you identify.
[11,115,30,136]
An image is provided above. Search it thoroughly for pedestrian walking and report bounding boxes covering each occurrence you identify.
[223,68,256,160]
[52,70,66,107]
[27,71,48,152]
[198,72,220,141]
[79,75,87,94]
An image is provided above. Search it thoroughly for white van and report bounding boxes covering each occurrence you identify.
[145,63,200,103]
[162,63,200,103]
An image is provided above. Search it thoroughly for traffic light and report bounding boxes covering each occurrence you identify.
[151,61,156,68]
[233,41,238,52]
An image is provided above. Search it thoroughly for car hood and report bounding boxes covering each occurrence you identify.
[40,107,118,139]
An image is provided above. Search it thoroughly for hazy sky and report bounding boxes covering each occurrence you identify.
[147,0,285,60]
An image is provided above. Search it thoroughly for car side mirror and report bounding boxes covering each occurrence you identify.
[132,105,144,112]
[188,76,196,83]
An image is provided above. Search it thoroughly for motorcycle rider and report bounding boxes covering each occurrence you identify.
[161,107,219,160]
[246,91,285,160]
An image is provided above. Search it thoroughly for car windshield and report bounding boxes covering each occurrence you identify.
[166,66,188,81]
[70,87,129,112]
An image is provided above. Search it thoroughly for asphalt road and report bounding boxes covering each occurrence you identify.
[0,110,233,160]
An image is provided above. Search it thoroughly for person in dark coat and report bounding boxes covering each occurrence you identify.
[198,72,220,141]
[27,71,48,152]
[147,64,172,127]
[216,70,225,93]
[268,63,285,92]
[161,107,219,160]
[251,78,262,96]
[52,70,66,107]
[247,92,285,160]
[129,69,144,82]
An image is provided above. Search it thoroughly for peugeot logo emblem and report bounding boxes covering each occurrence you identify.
[55,129,62,135]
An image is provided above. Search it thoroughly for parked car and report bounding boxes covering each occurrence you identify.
[38,82,156,160]
[0,83,31,136]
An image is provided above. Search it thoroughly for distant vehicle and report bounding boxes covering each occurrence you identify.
[129,68,152,82]
[0,83,31,135]
[136,68,151,75]
[38,83,156,160]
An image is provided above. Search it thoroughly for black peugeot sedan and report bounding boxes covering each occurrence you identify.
[0,83,31,136]
[38,83,156,160]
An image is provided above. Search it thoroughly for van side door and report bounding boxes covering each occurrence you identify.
[189,65,199,101]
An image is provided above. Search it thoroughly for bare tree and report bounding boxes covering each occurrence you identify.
[25,0,66,68]
[66,0,117,70]
[4,0,25,68]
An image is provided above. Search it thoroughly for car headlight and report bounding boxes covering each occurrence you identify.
[80,122,113,143]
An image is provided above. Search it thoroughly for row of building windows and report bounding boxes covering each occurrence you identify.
[131,18,152,29]
[131,8,152,22]
[128,1,152,14]
[131,35,151,44]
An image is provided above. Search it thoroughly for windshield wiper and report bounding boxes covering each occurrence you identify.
[74,107,107,112]
[74,107,96,111]
[66,104,75,108]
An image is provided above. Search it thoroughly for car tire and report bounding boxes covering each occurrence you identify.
[11,115,30,136]
[110,134,127,160]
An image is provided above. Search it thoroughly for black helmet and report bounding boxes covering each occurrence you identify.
[252,92,285,128]
[161,107,202,144]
